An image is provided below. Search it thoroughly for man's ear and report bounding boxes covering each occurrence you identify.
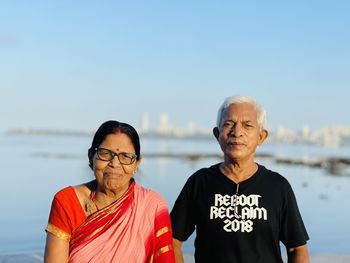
[213,127,219,141]
[258,129,268,146]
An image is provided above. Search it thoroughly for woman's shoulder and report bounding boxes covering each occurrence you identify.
[53,181,94,213]
[53,185,84,204]
[54,185,75,199]
[71,180,96,209]
[55,180,93,195]
[73,181,94,197]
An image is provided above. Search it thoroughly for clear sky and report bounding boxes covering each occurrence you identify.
[1,1,349,132]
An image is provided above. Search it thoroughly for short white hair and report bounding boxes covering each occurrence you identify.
[216,95,267,130]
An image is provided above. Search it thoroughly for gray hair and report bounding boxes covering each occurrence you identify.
[216,95,267,130]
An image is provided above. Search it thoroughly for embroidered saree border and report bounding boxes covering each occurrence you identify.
[46,223,71,241]
[156,226,170,237]
[154,244,173,259]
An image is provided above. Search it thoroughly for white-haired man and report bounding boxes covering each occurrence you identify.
[171,95,310,263]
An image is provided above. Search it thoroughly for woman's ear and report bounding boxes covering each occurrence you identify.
[133,157,142,175]
[213,127,220,141]
[136,157,142,167]
[88,148,94,169]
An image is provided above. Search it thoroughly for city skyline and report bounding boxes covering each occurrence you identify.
[5,110,350,132]
[6,111,350,148]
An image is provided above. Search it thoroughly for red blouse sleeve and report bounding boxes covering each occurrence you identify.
[45,186,86,241]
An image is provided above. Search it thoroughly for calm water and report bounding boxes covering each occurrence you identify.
[0,133,349,255]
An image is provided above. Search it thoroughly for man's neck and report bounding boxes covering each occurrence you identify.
[219,161,258,184]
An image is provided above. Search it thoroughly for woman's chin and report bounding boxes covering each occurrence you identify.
[103,178,129,192]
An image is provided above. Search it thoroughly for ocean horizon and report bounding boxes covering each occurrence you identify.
[0,133,349,256]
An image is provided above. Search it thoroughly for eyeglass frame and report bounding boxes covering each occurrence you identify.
[94,147,138,165]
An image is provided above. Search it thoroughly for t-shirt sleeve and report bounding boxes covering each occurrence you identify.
[279,181,309,248]
[170,177,196,241]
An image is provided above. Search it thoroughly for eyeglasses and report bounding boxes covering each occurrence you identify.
[95,147,137,165]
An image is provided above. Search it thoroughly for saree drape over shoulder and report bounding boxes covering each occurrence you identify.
[46,180,175,263]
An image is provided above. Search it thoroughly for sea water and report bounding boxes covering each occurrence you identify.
[0,133,349,255]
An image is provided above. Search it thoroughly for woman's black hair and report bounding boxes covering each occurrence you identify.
[88,120,141,169]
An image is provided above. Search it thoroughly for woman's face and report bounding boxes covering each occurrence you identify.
[93,133,141,194]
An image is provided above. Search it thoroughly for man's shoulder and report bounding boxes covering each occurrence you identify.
[180,163,223,193]
[258,164,291,185]
[193,162,220,175]
[188,163,221,181]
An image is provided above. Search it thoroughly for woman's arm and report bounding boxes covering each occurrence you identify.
[44,233,69,263]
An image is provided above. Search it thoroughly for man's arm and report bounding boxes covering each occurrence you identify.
[173,238,184,263]
[287,244,310,263]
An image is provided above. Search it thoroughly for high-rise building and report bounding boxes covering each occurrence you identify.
[140,112,150,132]
[158,113,171,134]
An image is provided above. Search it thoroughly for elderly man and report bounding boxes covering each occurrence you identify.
[171,95,310,263]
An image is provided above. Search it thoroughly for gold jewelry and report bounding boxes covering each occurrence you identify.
[85,190,99,215]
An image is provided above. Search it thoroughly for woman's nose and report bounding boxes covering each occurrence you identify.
[108,155,121,167]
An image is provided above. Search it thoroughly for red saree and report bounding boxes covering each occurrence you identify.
[46,181,175,262]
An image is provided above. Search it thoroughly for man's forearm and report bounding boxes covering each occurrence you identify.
[287,244,310,263]
[173,238,184,263]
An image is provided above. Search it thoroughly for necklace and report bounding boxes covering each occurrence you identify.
[85,190,99,215]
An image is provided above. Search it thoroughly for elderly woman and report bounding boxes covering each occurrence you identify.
[44,120,175,262]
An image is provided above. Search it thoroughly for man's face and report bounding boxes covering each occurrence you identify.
[216,103,267,163]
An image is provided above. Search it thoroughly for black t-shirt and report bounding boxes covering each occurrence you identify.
[170,163,309,263]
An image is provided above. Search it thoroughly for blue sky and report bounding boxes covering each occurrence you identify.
[1,1,349,132]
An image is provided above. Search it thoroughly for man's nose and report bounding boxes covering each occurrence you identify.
[230,124,243,137]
